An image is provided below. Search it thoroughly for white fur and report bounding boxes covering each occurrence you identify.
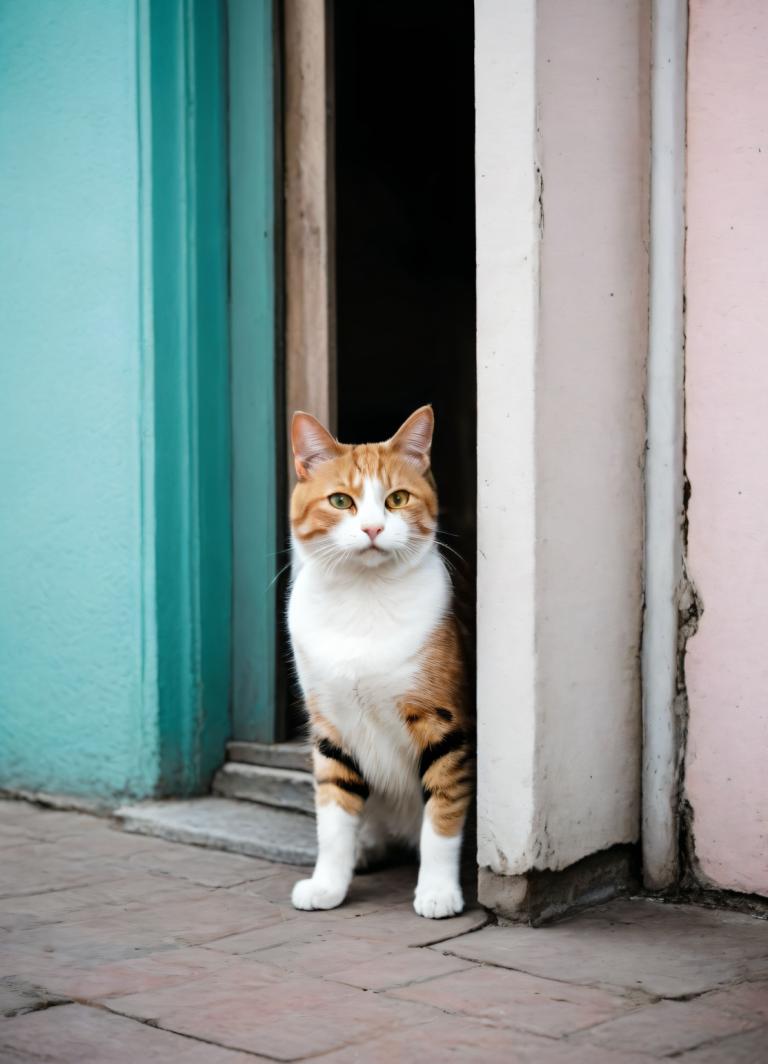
[414,816,464,918]
[289,545,448,799]
[292,803,358,910]
[288,473,461,917]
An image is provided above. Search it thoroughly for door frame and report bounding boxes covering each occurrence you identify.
[140,0,231,792]
[284,0,337,440]
[229,0,286,743]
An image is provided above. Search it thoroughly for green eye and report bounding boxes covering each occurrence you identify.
[329,492,353,510]
[386,490,410,509]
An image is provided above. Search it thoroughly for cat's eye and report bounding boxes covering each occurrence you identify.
[386,490,410,509]
[328,492,353,510]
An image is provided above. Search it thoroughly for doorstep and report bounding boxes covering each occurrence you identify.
[114,796,317,865]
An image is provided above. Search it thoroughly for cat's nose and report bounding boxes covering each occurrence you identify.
[362,525,384,543]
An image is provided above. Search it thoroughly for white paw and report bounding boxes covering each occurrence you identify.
[413,883,465,919]
[291,877,348,911]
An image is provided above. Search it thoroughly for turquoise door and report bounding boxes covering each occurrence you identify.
[155,0,286,761]
[152,0,286,781]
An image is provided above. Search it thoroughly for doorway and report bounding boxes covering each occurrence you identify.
[334,0,477,576]
[283,0,477,739]
[225,0,476,757]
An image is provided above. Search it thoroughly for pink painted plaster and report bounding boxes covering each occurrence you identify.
[685,0,768,896]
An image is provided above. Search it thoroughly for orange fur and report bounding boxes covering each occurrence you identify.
[291,444,438,546]
[401,619,474,836]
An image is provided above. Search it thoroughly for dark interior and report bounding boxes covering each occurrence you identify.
[334,0,476,610]
[284,1,475,738]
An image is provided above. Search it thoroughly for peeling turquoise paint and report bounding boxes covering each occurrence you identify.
[0,0,232,802]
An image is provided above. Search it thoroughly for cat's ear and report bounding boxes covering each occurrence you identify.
[291,412,342,480]
[388,405,434,473]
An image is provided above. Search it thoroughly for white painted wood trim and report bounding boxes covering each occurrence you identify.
[641,0,688,890]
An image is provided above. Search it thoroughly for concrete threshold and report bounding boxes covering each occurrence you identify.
[114,796,317,866]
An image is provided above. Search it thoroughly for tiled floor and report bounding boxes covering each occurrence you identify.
[1,799,767,1062]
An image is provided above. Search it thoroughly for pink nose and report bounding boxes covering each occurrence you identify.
[362,525,384,544]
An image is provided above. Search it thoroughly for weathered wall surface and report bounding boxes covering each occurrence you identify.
[684,0,768,896]
[0,0,159,799]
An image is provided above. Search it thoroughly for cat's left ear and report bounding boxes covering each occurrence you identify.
[388,405,434,474]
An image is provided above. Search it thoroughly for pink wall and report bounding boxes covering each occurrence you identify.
[685,0,768,896]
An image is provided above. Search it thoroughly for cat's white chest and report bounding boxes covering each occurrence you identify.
[288,550,449,793]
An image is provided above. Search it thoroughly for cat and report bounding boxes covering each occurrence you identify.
[287,405,473,918]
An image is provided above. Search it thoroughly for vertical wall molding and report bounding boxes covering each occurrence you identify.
[641,0,688,890]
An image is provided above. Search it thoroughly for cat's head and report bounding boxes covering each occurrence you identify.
[290,406,438,573]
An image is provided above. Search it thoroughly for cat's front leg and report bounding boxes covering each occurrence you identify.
[292,736,368,911]
[414,735,474,919]
[414,815,465,919]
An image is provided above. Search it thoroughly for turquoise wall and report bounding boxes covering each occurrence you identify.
[0,0,231,802]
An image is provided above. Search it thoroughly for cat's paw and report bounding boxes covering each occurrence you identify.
[413,883,464,919]
[291,877,347,911]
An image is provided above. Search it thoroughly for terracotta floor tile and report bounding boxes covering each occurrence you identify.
[0,1003,266,1063]
[439,900,768,997]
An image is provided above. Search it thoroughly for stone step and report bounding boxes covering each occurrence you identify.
[115,797,317,865]
[226,740,312,772]
[212,761,315,815]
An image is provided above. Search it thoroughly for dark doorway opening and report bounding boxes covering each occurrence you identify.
[334,0,476,621]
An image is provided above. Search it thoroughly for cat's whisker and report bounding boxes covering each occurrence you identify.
[437,552,458,578]
[436,539,467,565]
[311,543,343,568]
[265,545,294,557]
[319,547,352,580]
[265,559,293,591]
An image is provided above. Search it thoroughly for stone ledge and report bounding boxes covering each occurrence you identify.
[212,761,314,814]
[115,797,316,866]
[226,740,312,772]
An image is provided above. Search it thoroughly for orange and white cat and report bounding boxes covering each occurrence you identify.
[288,406,473,919]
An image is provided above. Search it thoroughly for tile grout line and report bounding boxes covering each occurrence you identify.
[87,1001,282,1062]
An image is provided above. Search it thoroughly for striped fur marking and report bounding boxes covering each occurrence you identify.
[419,730,474,835]
[314,736,370,814]
[419,729,467,779]
[316,737,366,781]
[318,776,370,800]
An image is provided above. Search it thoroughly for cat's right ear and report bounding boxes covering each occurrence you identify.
[291,412,341,480]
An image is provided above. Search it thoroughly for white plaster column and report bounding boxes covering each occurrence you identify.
[475,0,539,880]
[476,0,650,919]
